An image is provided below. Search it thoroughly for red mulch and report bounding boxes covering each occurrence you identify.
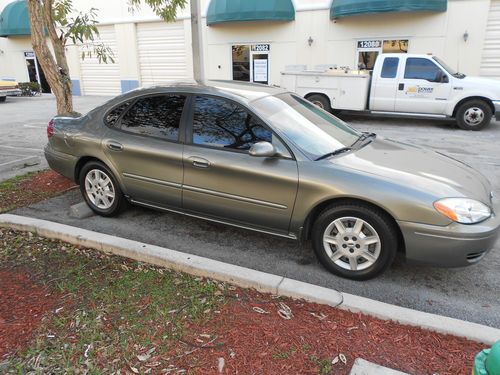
[0,269,61,359]
[18,170,75,194]
[0,170,75,212]
[172,289,484,375]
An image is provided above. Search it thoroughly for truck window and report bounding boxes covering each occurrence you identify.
[381,57,399,78]
[404,58,442,81]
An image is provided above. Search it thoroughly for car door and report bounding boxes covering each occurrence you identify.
[370,56,400,111]
[182,95,299,235]
[395,57,452,114]
[102,93,187,209]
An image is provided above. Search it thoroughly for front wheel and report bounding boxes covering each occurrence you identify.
[0,96,6,102]
[456,100,492,131]
[311,203,398,280]
[79,161,126,217]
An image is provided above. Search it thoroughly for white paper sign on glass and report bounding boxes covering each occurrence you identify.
[253,59,268,82]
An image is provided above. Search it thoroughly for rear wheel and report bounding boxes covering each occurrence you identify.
[307,94,332,113]
[79,161,126,217]
[311,203,398,280]
[456,100,492,131]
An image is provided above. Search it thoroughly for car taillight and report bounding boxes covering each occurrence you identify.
[47,119,54,138]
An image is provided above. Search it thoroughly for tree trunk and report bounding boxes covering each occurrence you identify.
[27,0,74,115]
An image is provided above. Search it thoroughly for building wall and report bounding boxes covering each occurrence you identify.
[0,0,494,93]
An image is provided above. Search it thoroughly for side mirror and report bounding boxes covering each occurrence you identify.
[432,70,447,83]
[249,141,277,157]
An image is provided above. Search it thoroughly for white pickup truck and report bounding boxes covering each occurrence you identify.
[281,53,500,130]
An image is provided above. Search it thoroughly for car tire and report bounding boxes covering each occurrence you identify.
[456,100,492,131]
[307,94,332,113]
[79,161,126,217]
[311,203,398,280]
[0,96,6,102]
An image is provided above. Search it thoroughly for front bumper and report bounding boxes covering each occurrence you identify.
[494,100,500,121]
[0,89,21,97]
[398,201,500,267]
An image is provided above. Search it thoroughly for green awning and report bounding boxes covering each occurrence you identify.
[0,0,30,37]
[207,0,295,26]
[330,0,447,19]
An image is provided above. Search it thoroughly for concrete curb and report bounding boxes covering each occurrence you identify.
[1,213,499,345]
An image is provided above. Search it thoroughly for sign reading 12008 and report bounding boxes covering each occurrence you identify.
[357,40,382,49]
[251,44,270,52]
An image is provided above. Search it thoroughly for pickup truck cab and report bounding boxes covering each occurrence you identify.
[0,79,21,102]
[281,53,500,130]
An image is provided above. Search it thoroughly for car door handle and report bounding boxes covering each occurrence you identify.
[188,156,210,168]
[398,83,405,91]
[106,141,123,151]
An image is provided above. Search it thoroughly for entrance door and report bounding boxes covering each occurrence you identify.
[232,44,270,85]
[182,95,298,234]
[24,51,50,93]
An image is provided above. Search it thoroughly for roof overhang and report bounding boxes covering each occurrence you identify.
[0,0,30,38]
[330,0,447,19]
[207,0,295,26]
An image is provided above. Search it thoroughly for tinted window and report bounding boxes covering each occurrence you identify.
[404,58,441,81]
[120,95,186,140]
[192,96,273,151]
[381,57,399,78]
[105,101,131,127]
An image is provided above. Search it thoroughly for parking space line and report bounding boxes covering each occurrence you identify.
[0,145,44,152]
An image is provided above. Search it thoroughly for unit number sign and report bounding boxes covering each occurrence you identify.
[251,44,270,52]
[357,40,382,49]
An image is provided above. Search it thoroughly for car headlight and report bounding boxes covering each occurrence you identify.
[434,198,491,224]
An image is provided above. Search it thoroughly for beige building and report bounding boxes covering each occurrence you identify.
[1,0,499,96]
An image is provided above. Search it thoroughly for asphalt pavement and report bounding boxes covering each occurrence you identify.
[4,95,500,328]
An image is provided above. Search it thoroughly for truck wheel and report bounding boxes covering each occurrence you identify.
[0,96,6,102]
[307,94,332,113]
[311,203,398,280]
[456,100,492,131]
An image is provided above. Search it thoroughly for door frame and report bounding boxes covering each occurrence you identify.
[231,43,271,85]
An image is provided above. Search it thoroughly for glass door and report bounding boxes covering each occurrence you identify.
[232,44,270,85]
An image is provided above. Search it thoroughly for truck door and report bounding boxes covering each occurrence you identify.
[395,57,451,114]
[370,56,400,111]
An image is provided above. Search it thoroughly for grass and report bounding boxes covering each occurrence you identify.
[0,229,227,373]
[0,170,74,213]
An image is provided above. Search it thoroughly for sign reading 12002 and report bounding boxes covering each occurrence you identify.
[251,44,270,52]
[357,40,382,49]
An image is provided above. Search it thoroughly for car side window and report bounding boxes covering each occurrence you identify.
[404,58,442,81]
[105,101,132,127]
[380,57,399,78]
[192,96,286,153]
[120,95,186,141]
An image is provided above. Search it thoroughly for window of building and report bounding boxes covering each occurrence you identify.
[120,95,186,140]
[192,96,280,152]
[404,58,442,81]
[380,57,399,78]
[356,39,408,70]
[105,101,132,127]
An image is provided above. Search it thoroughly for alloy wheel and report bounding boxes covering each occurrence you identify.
[322,216,381,271]
[84,169,115,209]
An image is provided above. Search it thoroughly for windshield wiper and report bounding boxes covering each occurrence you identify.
[351,132,376,148]
[453,72,466,79]
[314,147,352,161]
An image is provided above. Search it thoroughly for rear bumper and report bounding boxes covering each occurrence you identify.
[398,201,500,267]
[494,100,500,121]
[44,145,78,182]
[0,89,21,97]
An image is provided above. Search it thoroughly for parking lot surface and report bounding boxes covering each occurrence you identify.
[6,96,500,328]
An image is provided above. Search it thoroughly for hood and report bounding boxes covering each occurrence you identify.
[331,137,492,204]
[459,76,500,98]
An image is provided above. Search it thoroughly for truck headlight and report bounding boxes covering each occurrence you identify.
[434,198,491,224]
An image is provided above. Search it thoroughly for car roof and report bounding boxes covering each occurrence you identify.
[113,79,287,106]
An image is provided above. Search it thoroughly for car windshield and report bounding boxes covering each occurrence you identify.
[433,56,465,78]
[252,93,360,160]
